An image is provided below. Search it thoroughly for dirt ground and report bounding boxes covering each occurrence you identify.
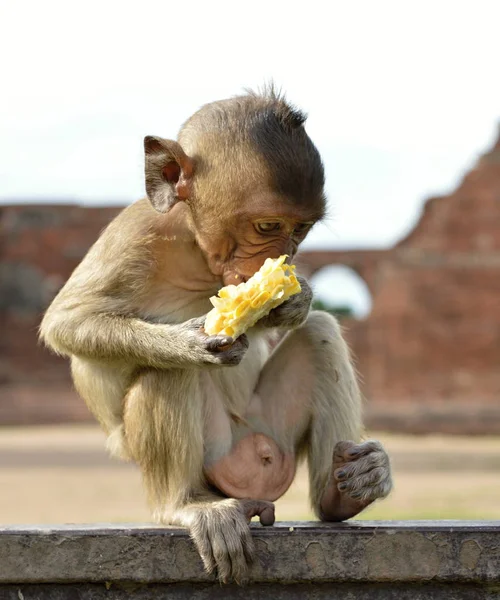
[1,425,500,524]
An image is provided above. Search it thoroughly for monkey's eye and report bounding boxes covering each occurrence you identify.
[293,223,312,236]
[255,222,281,234]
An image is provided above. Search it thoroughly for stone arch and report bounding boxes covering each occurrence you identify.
[309,264,373,319]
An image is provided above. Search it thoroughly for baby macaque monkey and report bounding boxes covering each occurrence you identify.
[40,87,392,584]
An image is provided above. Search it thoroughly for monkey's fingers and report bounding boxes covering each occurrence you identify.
[211,528,234,583]
[186,315,210,331]
[334,440,383,463]
[333,441,392,503]
[334,448,385,481]
[220,516,255,584]
[241,499,275,526]
[337,466,392,500]
[191,513,241,584]
[190,514,217,576]
[333,440,357,463]
[204,335,235,352]
[195,532,217,576]
[205,335,250,366]
[198,507,255,585]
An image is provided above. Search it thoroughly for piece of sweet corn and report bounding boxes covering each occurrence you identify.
[204,255,301,338]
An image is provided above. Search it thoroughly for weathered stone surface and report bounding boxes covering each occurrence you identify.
[1,522,499,599]
[1,128,500,430]
[1,522,500,584]
[3,582,500,599]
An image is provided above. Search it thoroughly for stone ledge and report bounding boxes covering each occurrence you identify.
[1,521,500,585]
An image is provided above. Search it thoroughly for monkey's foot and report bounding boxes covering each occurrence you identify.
[177,498,275,584]
[204,433,295,502]
[331,439,393,503]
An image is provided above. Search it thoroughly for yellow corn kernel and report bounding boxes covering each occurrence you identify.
[204,255,301,338]
[251,290,270,308]
[235,300,250,317]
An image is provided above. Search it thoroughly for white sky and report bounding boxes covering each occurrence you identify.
[1,0,499,307]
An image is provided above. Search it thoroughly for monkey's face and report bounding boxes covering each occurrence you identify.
[193,192,323,285]
[145,92,327,285]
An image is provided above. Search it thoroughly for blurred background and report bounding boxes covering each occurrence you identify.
[1,0,500,523]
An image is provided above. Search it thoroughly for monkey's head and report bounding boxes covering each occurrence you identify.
[144,88,326,285]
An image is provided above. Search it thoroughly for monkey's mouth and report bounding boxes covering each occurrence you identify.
[223,271,249,286]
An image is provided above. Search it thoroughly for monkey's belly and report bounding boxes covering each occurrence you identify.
[205,433,295,502]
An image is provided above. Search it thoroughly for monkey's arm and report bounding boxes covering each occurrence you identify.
[40,207,248,369]
[40,309,248,369]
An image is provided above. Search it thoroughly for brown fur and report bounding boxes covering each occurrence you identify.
[40,88,392,584]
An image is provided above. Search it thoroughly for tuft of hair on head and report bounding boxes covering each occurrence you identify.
[243,82,308,131]
[236,82,325,211]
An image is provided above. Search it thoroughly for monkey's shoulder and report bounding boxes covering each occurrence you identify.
[102,199,195,248]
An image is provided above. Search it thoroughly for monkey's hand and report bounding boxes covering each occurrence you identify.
[320,440,393,521]
[182,498,275,584]
[181,317,249,367]
[258,276,312,330]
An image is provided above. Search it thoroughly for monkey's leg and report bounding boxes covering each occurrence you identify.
[122,367,274,584]
[71,357,135,459]
[123,368,205,511]
[253,310,392,521]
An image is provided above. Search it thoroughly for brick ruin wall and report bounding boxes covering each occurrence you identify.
[1,133,499,432]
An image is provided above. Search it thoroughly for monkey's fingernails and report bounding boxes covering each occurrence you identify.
[346,440,380,459]
[214,336,232,345]
[333,440,357,460]
[215,338,234,352]
[205,336,233,351]
[217,345,233,353]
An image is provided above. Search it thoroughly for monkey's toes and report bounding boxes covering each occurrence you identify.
[241,499,275,526]
[334,439,383,463]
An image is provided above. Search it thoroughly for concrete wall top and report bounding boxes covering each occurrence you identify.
[1,521,499,585]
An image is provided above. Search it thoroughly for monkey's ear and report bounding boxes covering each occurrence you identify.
[144,136,194,213]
